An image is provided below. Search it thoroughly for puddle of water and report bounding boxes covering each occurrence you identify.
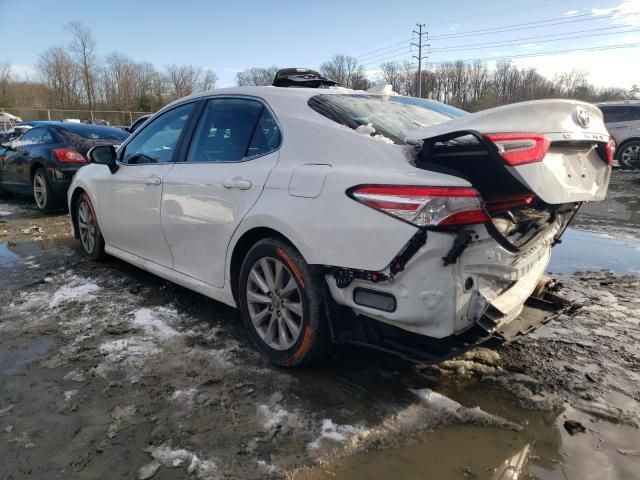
[298,384,640,480]
[548,228,640,275]
[0,242,20,267]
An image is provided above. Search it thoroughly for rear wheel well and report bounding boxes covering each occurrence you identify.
[69,188,87,239]
[616,138,640,157]
[30,162,45,182]
[230,227,294,304]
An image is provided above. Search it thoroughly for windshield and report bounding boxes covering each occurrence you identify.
[308,94,467,144]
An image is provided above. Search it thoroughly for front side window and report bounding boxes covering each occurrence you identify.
[186,98,269,163]
[308,94,467,144]
[122,102,195,165]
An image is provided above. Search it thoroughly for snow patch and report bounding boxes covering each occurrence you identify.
[131,308,180,338]
[99,338,161,362]
[307,419,368,451]
[147,444,217,479]
[256,459,279,474]
[49,275,100,307]
[170,388,198,405]
[63,390,78,402]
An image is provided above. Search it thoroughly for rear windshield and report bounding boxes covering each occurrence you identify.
[61,125,128,141]
[308,94,467,144]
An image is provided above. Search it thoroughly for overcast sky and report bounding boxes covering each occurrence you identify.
[1,0,639,88]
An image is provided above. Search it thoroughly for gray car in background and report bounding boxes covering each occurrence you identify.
[597,101,640,169]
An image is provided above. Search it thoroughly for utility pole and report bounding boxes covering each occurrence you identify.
[412,24,429,98]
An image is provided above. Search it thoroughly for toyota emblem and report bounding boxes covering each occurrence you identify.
[575,107,590,128]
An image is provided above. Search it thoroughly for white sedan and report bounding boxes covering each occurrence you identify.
[68,85,613,366]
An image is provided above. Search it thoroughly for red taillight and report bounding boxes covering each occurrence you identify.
[483,133,550,166]
[53,148,86,163]
[484,193,536,214]
[349,185,490,227]
[605,138,616,166]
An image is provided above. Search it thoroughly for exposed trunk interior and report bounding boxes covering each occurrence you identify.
[415,132,586,248]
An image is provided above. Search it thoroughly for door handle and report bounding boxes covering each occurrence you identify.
[222,177,252,190]
[145,176,162,186]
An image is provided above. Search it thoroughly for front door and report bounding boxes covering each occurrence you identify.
[161,98,282,287]
[3,127,46,191]
[97,102,197,267]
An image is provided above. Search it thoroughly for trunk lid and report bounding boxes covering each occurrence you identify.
[407,99,611,204]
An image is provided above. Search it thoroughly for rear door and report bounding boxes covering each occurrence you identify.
[161,97,281,287]
[96,102,197,267]
[600,105,631,144]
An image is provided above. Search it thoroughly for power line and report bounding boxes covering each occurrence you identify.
[430,27,640,53]
[361,49,414,68]
[352,10,632,64]
[425,42,640,65]
[430,12,623,40]
[349,0,575,56]
[430,24,639,52]
[357,43,413,62]
[355,38,413,60]
[427,0,576,28]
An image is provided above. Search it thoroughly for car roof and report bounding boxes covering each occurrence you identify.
[595,100,640,107]
[50,123,128,135]
[169,85,360,107]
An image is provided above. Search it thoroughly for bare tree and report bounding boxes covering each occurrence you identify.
[66,21,97,109]
[37,47,82,108]
[198,69,218,91]
[102,52,137,110]
[320,54,368,89]
[553,69,588,98]
[0,62,11,106]
[236,66,279,86]
[165,64,201,99]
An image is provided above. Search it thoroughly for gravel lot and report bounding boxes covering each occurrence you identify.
[1,172,639,479]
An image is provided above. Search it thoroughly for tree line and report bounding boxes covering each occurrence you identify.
[1,22,637,118]
[0,21,217,114]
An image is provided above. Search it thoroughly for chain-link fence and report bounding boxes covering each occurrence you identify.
[0,107,152,128]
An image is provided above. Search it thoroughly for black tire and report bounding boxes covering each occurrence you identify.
[0,186,11,200]
[32,168,61,213]
[238,237,331,367]
[76,192,105,260]
[616,140,640,170]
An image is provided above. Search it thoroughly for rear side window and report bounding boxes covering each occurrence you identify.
[40,129,56,144]
[247,108,281,158]
[601,106,640,123]
[308,94,467,144]
[186,98,276,163]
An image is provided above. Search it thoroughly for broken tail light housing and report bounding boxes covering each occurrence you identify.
[53,148,86,163]
[605,138,616,166]
[348,185,490,227]
[483,133,550,166]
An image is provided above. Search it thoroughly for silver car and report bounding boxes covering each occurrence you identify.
[597,100,640,169]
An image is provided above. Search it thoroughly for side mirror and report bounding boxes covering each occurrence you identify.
[87,144,119,174]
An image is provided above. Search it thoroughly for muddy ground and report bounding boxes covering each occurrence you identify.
[1,172,640,480]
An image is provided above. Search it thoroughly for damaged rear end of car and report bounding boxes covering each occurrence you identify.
[324,98,612,362]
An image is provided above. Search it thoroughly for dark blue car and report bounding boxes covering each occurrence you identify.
[0,122,128,212]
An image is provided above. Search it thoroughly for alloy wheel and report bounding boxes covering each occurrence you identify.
[77,200,96,254]
[246,257,304,351]
[33,172,47,209]
[620,144,640,169]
